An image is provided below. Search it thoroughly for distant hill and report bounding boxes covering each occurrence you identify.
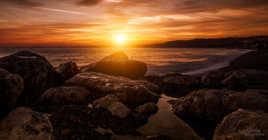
[151,36,268,49]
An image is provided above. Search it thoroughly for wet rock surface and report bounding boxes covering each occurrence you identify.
[213,109,268,140]
[82,51,147,79]
[0,107,54,140]
[56,61,80,81]
[0,51,62,106]
[0,68,24,118]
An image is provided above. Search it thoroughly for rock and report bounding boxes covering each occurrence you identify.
[38,86,93,106]
[0,107,53,140]
[49,105,111,140]
[82,51,147,79]
[133,103,158,120]
[222,90,268,113]
[170,89,268,122]
[213,109,268,140]
[170,89,268,140]
[221,69,268,90]
[229,51,268,70]
[107,102,131,119]
[0,51,62,106]
[146,135,171,140]
[0,68,24,118]
[56,61,80,81]
[50,105,145,137]
[201,70,226,88]
[80,63,97,73]
[93,94,120,109]
[146,73,200,97]
[66,72,159,108]
[171,89,228,121]
[93,95,131,119]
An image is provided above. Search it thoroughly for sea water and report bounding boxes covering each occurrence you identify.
[0,47,249,75]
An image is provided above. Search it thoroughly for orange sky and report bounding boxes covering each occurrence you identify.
[1,0,268,47]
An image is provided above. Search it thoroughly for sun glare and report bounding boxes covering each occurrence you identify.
[115,34,127,45]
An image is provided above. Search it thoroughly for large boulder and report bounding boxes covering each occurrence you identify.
[221,69,268,90]
[213,109,268,140]
[0,68,24,118]
[82,51,147,79]
[201,69,268,90]
[222,90,268,113]
[228,51,268,70]
[201,70,226,88]
[66,72,159,108]
[38,86,93,106]
[93,95,131,119]
[0,51,61,106]
[170,89,228,122]
[146,73,200,97]
[170,89,268,122]
[0,107,54,140]
[133,103,158,120]
[56,61,80,81]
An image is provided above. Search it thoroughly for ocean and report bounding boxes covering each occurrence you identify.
[0,47,249,75]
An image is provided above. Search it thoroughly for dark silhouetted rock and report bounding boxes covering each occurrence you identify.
[201,70,226,88]
[82,51,147,79]
[133,103,158,120]
[0,107,53,140]
[0,51,62,106]
[229,51,268,70]
[146,135,172,140]
[56,61,80,81]
[213,109,268,140]
[222,90,268,113]
[221,69,268,90]
[170,89,268,122]
[66,72,159,108]
[146,73,200,97]
[50,105,146,138]
[0,68,24,118]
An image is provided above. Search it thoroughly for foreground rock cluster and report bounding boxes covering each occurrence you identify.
[166,50,268,140]
[0,49,267,140]
[0,51,170,140]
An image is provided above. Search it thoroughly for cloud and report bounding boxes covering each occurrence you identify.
[0,0,42,7]
[77,0,103,6]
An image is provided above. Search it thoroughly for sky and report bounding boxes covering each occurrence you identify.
[0,0,268,47]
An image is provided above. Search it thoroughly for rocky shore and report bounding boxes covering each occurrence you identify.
[0,48,267,140]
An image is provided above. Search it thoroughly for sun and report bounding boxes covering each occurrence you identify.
[115,34,127,45]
